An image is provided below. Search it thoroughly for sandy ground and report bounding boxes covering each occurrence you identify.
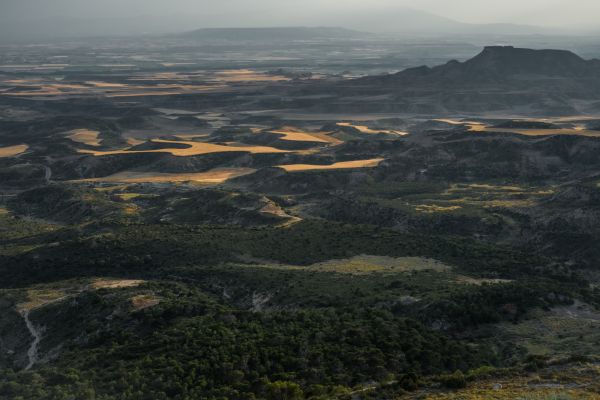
[480,128,600,137]
[0,144,28,157]
[74,168,256,184]
[434,119,600,137]
[278,158,384,172]
[269,127,335,143]
[270,127,343,145]
[91,279,146,290]
[67,129,101,146]
[337,122,408,136]
[78,139,290,157]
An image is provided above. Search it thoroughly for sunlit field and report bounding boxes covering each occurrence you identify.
[74,168,256,183]
[0,144,28,157]
[78,139,290,157]
[337,122,408,136]
[67,129,101,147]
[435,118,600,137]
[277,158,384,171]
[269,127,339,143]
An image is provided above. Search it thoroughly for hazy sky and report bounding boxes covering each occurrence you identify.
[1,0,599,37]
[2,0,599,26]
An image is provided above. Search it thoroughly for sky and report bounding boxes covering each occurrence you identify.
[1,0,599,38]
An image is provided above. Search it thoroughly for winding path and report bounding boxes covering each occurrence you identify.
[43,165,52,183]
[20,310,42,370]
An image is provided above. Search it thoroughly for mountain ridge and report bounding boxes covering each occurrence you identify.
[375,46,600,83]
[309,46,600,115]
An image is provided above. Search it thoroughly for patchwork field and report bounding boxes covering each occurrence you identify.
[337,122,408,136]
[0,77,226,98]
[391,183,555,215]
[435,119,600,137]
[67,129,101,147]
[277,158,384,171]
[3,38,600,400]
[269,127,339,143]
[75,168,256,184]
[0,144,28,157]
[78,139,290,157]
[478,127,600,137]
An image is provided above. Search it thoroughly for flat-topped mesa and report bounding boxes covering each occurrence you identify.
[465,46,593,77]
[321,45,600,114]
[365,46,600,85]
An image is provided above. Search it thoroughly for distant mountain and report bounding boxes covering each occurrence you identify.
[0,5,564,42]
[324,7,553,36]
[460,46,600,77]
[311,46,600,115]
[369,46,600,83]
[179,27,369,41]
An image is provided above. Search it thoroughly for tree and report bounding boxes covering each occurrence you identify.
[265,381,304,400]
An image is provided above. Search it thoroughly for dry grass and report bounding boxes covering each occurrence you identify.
[432,118,600,137]
[496,302,600,357]
[105,85,222,98]
[462,184,524,192]
[17,289,67,313]
[125,137,145,146]
[438,183,553,209]
[79,139,289,157]
[415,204,463,213]
[479,127,600,137]
[337,122,408,136]
[455,275,512,286]
[1,78,224,98]
[259,202,303,227]
[67,129,101,147]
[74,168,256,184]
[213,69,289,82]
[423,383,598,400]
[113,193,144,201]
[0,144,28,157]
[307,255,451,275]
[130,294,161,311]
[269,127,339,143]
[91,279,145,290]
[249,255,452,275]
[278,158,384,172]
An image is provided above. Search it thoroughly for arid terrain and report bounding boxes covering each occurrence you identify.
[1,30,600,400]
